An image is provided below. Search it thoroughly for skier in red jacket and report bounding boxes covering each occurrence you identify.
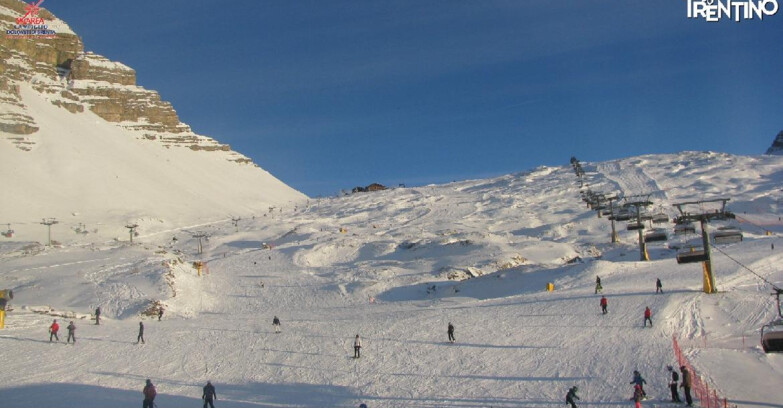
[643,307,653,327]
[143,379,157,408]
[49,319,59,342]
[600,296,608,315]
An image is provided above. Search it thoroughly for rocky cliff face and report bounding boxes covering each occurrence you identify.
[0,0,247,160]
[765,131,783,155]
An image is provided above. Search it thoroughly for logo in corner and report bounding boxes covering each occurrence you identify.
[686,0,779,22]
[6,0,58,39]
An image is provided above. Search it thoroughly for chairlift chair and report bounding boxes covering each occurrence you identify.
[652,213,669,224]
[676,247,708,264]
[674,222,696,235]
[627,223,645,231]
[2,224,13,238]
[644,228,668,243]
[762,289,783,353]
[713,226,743,244]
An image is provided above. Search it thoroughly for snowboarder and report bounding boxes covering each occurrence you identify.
[595,276,602,294]
[633,383,644,408]
[643,307,653,327]
[667,365,681,402]
[66,321,76,344]
[142,379,157,408]
[158,307,164,321]
[600,296,608,315]
[656,278,663,294]
[95,306,101,325]
[273,316,281,333]
[137,321,145,344]
[447,322,455,343]
[202,380,217,408]
[49,319,59,342]
[630,370,647,399]
[565,385,580,408]
[680,366,693,406]
[354,334,362,358]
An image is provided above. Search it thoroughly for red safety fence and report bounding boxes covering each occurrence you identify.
[672,335,734,408]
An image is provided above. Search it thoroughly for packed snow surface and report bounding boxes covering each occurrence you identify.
[1,152,783,408]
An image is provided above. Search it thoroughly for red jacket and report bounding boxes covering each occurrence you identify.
[644,308,651,318]
[143,384,157,400]
[600,297,607,306]
[50,322,59,333]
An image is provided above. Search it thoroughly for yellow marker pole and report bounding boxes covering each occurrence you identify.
[702,262,713,294]
[0,310,5,329]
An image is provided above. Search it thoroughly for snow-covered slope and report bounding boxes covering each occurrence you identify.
[0,82,306,243]
[1,152,782,408]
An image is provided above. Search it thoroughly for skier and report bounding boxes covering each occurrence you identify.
[630,370,647,399]
[359,404,368,408]
[202,380,217,408]
[49,319,60,342]
[447,322,455,343]
[595,276,602,294]
[656,278,663,294]
[66,321,76,344]
[142,379,157,408]
[633,383,644,408]
[565,385,580,408]
[354,334,362,358]
[158,307,164,321]
[643,307,653,327]
[600,296,608,315]
[680,366,693,407]
[137,321,145,344]
[667,365,681,403]
[95,306,101,325]
[273,316,281,333]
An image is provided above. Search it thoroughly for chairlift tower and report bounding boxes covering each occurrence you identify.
[624,195,654,261]
[125,223,138,244]
[673,198,734,294]
[192,232,208,254]
[40,218,58,246]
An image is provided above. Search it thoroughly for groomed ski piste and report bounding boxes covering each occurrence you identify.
[1,152,783,408]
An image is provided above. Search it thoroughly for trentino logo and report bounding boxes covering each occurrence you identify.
[686,0,779,22]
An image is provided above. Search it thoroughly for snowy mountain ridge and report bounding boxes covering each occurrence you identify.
[0,0,307,242]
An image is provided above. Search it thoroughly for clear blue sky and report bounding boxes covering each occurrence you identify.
[43,1,782,197]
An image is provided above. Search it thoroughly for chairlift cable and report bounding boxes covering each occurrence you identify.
[710,245,782,292]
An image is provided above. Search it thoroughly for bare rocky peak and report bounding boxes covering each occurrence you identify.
[0,0,248,162]
[765,130,783,155]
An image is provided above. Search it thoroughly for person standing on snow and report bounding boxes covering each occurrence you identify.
[565,385,580,408]
[137,321,145,344]
[354,334,362,358]
[643,307,653,327]
[273,316,281,333]
[600,296,608,315]
[656,278,663,294]
[680,366,693,407]
[202,380,217,408]
[49,319,60,342]
[158,307,164,321]
[447,322,455,343]
[142,379,157,408]
[630,370,647,399]
[66,321,76,344]
[667,365,681,402]
[595,276,602,294]
[95,306,101,325]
